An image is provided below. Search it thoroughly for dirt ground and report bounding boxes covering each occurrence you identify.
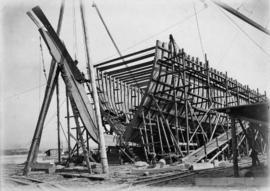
[1,155,270,191]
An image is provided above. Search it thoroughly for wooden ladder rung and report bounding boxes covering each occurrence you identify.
[144,123,156,126]
[65,115,75,118]
[71,126,85,130]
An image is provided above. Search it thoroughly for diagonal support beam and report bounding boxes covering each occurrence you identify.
[23,1,65,176]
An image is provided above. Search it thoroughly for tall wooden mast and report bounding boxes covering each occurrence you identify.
[79,0,109,174]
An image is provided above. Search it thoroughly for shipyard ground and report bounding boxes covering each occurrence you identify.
[1,155,269,191]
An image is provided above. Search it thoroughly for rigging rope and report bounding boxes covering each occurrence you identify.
[219,8,270,59]
[217,1,257,66]
[96,6,207,63]
[4,84,46,100]
[193,3,205,58]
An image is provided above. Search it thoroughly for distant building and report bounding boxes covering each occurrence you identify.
[45,149,63,158]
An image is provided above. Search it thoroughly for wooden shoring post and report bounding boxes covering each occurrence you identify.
[205,54,212,141]
[204,143,207,161]
[139,125,149,162]
[225,72,228,106]
[173,67,179,144]
[156,116,164,155]
[76,119,79,157]
[256,88,260,102]
[188,109,196,151]
[86,131,90,152]
[142,112,150,154]
[148,112,155,154]
[80,0,108,174]
[66,87,71,162]
[231,116,239,177]
[226,116,229,138]
[238,120,253,152]
[236,83,240,105]
[56,79,61,163]
[209,113,221,141]
[150,94,182,156]
[205,55,211,104]
[216,137,219,148]
[182,49,190,155]
[159,117,172,163]
[245,133,249,155]
[71,104,92,174]
[169,35,179,144]
[266,127,270,165]
[23,0,65,176]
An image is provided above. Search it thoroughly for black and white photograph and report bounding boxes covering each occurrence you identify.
[0,0,270,190]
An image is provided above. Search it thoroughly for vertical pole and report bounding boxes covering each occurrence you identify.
[159,117,172,163]
[182,50,189,154]
[156,116,164,155]
[225,72,228,107]
[266,123,270,169]
[80,0,108,174]
[148,112,155,154]
[142,112,150,154]
[86,132,90,152]
[56,79,61,163]
[256,88,260,102]
[231,117,239,177]
[204,143,207,161]
[66,87,71,162]
[139,127,149,162]
[169,37,179,145]
[173,58,179,145]
[205,55,212,142]
[76,127,79,157]
[236,83,240,105]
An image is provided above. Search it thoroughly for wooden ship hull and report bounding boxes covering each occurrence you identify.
[94,37,268,163]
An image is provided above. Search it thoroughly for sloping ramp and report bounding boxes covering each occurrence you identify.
[182,124,245,163]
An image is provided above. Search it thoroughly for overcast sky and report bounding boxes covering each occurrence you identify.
[1,0,270,150]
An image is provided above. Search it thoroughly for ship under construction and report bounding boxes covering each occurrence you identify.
[23,0,269,181]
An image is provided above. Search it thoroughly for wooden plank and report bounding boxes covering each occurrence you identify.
[94,46,155,67]
[98,53,155,71]
[116,70,152,81]
[59,172,107,180]
[108,63,152,76]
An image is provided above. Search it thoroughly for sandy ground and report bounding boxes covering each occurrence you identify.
[1,154,270,191]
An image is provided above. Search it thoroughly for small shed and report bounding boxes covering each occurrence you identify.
[45,148,63,157]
